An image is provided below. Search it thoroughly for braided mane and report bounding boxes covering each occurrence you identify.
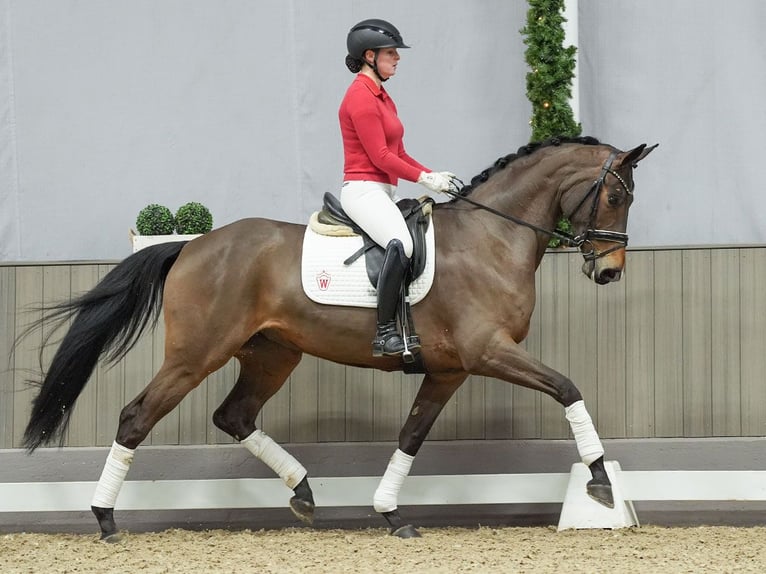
[453,136,601,199]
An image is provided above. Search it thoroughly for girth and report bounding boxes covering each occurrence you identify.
[318,192,433,288]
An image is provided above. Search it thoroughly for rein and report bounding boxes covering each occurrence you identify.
[441,151,630,259]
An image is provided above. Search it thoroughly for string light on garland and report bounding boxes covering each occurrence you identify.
[521,0,581,246]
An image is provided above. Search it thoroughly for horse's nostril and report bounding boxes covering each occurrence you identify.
[598,268,621,283]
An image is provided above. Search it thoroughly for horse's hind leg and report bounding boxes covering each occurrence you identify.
[375,372,467,538]
[91,354,219,542]
[211,335,314,523]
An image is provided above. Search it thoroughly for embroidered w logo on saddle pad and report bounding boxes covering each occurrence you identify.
[301,193,436,308]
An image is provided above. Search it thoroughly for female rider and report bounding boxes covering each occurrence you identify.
[339,18,457,357]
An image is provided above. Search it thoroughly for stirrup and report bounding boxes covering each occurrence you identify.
[405,335,421,351]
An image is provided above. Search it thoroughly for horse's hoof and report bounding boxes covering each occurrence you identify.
[587,480,614,508]
[391,524,421,538]
[92,506,122,542]
[289,495,315,525]
[99,531,124,544]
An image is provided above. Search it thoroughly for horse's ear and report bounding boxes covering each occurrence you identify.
[619,143,659,168]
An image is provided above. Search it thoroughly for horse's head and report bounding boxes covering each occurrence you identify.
[565,143,658,284]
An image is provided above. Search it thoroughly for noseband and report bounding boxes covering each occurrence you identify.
[442,151,631,262]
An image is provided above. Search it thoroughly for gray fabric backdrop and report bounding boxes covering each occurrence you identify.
[0,0,763,262]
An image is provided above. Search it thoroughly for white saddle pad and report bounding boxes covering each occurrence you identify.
[301,220,436,308]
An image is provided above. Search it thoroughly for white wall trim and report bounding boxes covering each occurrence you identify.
[3,470,766,514]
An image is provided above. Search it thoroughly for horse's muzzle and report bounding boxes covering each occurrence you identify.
[581,253,625,284]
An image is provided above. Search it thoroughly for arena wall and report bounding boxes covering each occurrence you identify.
[3,245,765,451]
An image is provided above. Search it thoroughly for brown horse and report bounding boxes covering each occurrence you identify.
[22,136,656,540]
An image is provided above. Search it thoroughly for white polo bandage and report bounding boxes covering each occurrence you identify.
[91,441,135,508]
[373,449,414,513]
[241,429,307,489]
[565,400,605,466]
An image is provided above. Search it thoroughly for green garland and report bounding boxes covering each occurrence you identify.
[521,0,581,246]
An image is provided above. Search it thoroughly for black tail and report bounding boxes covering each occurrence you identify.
[21,241,188,452]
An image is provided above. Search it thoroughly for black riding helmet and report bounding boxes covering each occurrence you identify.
[345,19,410,80]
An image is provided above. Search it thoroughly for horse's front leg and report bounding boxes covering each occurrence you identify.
[564,400,613,507]
[375,372,468,538]
[468,332,613,508]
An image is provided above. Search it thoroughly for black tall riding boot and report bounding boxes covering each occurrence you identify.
[372,239,410,357]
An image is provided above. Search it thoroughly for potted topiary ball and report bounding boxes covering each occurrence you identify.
[175,202,213,235]
[136,204,175,235]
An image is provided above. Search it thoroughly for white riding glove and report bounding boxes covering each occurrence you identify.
[418,171,457,194]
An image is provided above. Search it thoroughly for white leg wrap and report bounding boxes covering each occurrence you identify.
[91,441,135,508]
[373,449,414,513]
[241,429,307,489]
[565,400,605,466]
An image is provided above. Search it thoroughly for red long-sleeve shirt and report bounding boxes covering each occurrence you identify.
[339,73,429,185]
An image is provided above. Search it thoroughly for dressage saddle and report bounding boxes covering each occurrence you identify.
[317,192,433,288]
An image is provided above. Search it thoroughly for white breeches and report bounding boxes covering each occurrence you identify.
[340,180,413,257]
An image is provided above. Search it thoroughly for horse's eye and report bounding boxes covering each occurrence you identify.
[607,193,621,207]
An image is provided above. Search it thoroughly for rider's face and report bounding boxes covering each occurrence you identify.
[366,47,400,80]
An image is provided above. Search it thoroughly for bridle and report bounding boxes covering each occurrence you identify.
[441,151,632,261]
[567,151,633,261]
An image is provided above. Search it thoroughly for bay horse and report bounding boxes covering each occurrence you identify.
[21,136,656,540]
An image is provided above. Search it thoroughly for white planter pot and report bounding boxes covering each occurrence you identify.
[130,233,202,253]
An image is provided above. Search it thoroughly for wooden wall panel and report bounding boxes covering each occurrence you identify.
[13,267,43,448]
[317,359,346,442]
[624,251,655,437]
[456,375,485,440]
[484,375,514,439]
[372,370,401,442]
[289,355,319,443]
[179,380,210,446]
[3,246,766,449]
[596,268,627,438]
[740,249,766,436]
[260,378,291,443]
[652,251,684,437]
[710,250,741,436]
[0,267,16,448]
[682,250,713,436]
[344,366,373,441]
